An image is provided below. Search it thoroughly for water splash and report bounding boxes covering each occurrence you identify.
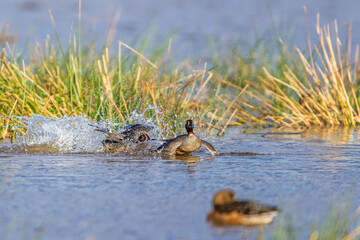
[9,114,104,153]
[1,109,165,154]
[0,106,216,154]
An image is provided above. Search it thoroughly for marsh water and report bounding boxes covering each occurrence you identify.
[1,0,360,58]
[0,115,360,239]
[1,1,360,239]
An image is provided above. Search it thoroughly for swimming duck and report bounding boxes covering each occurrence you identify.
[92,123,154,152]
[207,190,279,225]
[157,119,218,156]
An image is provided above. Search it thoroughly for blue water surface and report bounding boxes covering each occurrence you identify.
[0,128,359,239]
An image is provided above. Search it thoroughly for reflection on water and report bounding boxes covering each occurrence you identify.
[266,127,357,143]
[219,152,269,156]
[209,224,266,240]
[164,155,203,174]
[0,127,360,239]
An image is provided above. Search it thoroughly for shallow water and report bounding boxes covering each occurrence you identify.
[1,118,360,239]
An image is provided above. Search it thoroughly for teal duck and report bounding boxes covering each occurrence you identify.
[157,119,218,156]
[207,190,279,225]
[92,124,154,152]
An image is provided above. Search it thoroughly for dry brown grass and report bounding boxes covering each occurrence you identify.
[224,15,360,128]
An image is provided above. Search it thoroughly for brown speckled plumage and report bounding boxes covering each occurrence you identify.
[207,190,279,225]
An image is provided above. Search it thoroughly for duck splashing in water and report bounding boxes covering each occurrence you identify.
[157,119,218,156]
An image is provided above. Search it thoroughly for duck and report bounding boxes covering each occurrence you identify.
[91,123,154,152]
[207,190,279,225]
[157,119,218,156]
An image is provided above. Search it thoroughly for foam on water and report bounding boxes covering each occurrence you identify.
[1,109,165,154]
[8,114,105,153]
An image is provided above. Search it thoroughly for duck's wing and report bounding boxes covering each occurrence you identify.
[201,140,219,156]
[158,135,187,155]
[215,201,278,215]
[243,200,278,215]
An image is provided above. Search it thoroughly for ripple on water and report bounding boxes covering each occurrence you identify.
[1,122,360,239]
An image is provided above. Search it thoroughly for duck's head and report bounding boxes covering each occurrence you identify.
[212,190,236,206]
[185,119,195,135]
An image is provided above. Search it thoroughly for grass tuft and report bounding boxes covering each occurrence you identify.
[229,16,360,128]
[2,11,360,140]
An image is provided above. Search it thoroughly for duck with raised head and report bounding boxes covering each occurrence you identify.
[207,190,279,225]
[157,119,218,156]
[92,123,154,152]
